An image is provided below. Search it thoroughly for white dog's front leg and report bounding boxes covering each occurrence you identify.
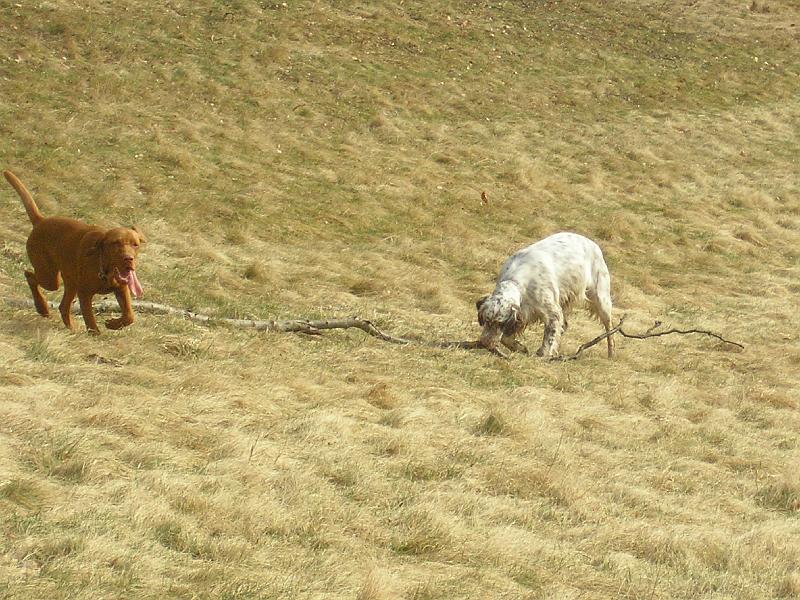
[538,311,563,357]
[501,334,529,354]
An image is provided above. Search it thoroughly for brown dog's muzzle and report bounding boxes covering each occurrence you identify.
[104,239,143,298]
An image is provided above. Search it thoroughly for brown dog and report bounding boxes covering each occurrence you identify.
[4,170,145,333]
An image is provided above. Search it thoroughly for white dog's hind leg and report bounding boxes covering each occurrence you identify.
[588,272,614,358]
[561,303,573,335]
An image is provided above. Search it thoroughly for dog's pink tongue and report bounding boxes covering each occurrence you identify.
[127,270,144,298]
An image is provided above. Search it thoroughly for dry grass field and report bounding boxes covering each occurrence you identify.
[1,1,800,598]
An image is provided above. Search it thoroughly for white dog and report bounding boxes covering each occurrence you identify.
[476,232,614,358]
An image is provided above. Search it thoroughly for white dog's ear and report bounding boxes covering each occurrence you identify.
[503,305,525,335]
[475,295,489,326]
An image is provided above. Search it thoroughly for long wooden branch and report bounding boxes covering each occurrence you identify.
[6,300,742,360]
[6,299,416,344]
[125,302,510,354]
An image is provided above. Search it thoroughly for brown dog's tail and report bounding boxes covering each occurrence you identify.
[4,170,44,225]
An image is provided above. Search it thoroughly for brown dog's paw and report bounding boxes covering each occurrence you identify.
[105,318,126,330]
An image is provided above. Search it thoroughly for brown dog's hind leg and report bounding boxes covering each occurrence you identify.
[25,270,51,317]
[59,285,78,330]
[105,287,135,330]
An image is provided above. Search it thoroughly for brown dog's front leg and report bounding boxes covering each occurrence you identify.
[77,291,100,333]
[105,287,135,330]
[59,285,78,330]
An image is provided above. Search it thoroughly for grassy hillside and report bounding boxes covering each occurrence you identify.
[1,1,799,598]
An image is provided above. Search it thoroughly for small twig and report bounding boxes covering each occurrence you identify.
[648,564,662,600]
[430,339,508,358]
[544,432,565,478]
[248,433,261,463]
[60,433,87,459]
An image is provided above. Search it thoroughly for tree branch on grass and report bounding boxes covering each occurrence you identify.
[552,313,745,361]
[118,301,511,356]
[6,300,743,360]
[6,299,416,344]
[550,315,629,362]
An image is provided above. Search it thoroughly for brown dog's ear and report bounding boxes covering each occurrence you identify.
[131,226,146,245]
[84,231,105,256]
[475,295,489,326]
